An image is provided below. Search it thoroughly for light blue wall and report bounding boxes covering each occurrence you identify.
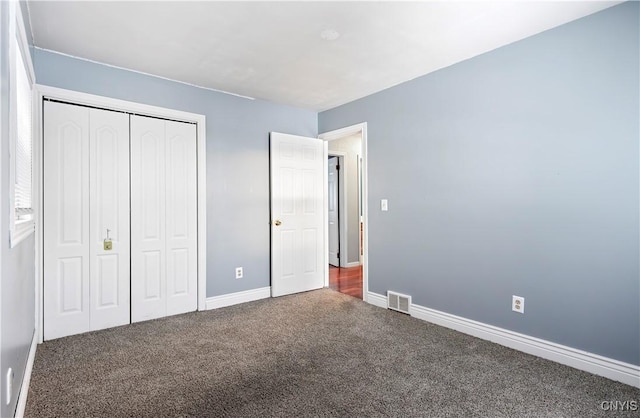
[34,49,317,298]
[0,1,37,416]
[320,2,640,365]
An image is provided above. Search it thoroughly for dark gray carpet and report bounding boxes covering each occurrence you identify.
[26,289,639,417]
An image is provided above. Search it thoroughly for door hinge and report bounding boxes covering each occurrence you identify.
[337,252,340,259]
[336,165,340,170]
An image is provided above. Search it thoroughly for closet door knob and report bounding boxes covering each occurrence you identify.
[273,220,282,226]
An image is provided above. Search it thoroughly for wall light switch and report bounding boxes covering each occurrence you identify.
[381,199,388,211]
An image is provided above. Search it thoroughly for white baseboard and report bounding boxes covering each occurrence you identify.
[366,291,387,309]
[344,262,361,268]
[205,286,271,310]
[14,331,37,418]
[366,291,640,388]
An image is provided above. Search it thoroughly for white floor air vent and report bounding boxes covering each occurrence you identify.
[387,291,411,315]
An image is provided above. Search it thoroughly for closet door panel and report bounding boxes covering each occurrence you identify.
[89,109,130,331]
[165,121,197,315]
[45,101,199,337]
[44,101,91,340]
[131,115,167,322]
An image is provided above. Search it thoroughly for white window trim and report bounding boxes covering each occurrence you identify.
[9,0,36,247]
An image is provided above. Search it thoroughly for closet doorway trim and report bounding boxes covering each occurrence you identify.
[34,84,207,343]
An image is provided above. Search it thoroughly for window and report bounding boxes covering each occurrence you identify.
[9,1,35,246]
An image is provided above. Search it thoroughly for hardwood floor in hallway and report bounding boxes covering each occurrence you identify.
[329,265,363,299]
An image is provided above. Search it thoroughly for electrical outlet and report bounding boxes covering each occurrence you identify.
[381,199,388,211]
[6,368,13,405]
[235,267,243,279]
[512,295,525,314]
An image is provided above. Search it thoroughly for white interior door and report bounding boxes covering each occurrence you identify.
[328,156,340,267]
[89,109,131,331]
[165,120,198,316]
[44,102,130,340]
[44,101,91,340]
[131,115,197,322]
[131,116,166,322]
[270,132,325,297]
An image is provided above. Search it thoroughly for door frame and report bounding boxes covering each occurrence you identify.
[34,84,207,343]
[319,123,368,302]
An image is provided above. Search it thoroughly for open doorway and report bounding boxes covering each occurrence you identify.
[328,155,341,267]
[321,125,367,300]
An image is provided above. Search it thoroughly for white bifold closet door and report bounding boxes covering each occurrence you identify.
[44,101,130,340]
[130,115,197,322]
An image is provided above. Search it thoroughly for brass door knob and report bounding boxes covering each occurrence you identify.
[274,220,282,226]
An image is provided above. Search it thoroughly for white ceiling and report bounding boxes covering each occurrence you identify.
[27,1,620,111]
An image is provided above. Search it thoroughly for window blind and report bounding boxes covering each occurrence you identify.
[15,43,32,219]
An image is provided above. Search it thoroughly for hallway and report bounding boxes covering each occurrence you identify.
[328,265,363,299]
